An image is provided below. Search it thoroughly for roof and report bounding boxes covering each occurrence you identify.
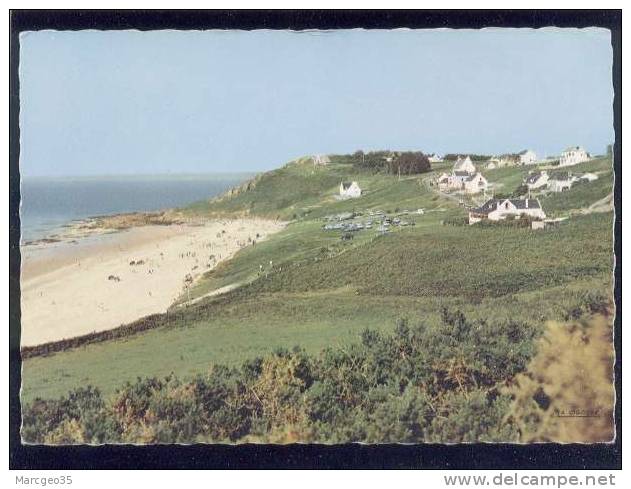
[453,171,470,177]
[341,181,360,190]
[471,199,500,215]
[453,156,474,169]
[464,173,485,182]
[512,198,541,210]
[471,198,541,215]
[550,171,572,181]
[525,172,543,184]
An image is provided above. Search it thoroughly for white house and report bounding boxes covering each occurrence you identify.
[438,168,489,193]
[524,171,549,190]
[548,172,578,192]
[339,181,362,199]
[559,146,589,167]
[428,153,443,163]
[549,179,573,192]
[468,198,546,224]
[438,171,489,193]
[452,170,473,185]
[439,174,463,191]
[437,173,451,191]
[580,172,599,182]
[313,154,330,166]
[518,149,538,165]
[453,156,476,175]
[462,173,489,194]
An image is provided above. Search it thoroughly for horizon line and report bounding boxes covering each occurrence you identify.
[20,170,260,180]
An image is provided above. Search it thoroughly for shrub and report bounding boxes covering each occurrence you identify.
[476,217,532,228]
[443,154,493,162]
[21,309,566,444]
[427,390,518,443]
[442,217,468,227]
[388,152,431,175]
[21,386,116,444]
[504,311,615,442]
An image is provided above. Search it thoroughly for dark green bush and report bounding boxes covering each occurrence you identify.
[442,217,468,226]
[21,300,607,444]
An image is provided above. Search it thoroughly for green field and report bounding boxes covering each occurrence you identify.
[21,155,615,404]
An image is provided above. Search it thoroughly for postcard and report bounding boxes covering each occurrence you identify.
[15,24,616,448]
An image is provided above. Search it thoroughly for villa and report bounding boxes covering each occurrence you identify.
[339,181,362,199]
[462,173,489,194]
[437,173,452,191]
[559,146,589,167]
[438,168,489,193]
[453,156,476,175]
[468,198,546,224]
[452,170,473,184]
[524,171,549,190]
[548,172,578,192]
[518,149,538,165]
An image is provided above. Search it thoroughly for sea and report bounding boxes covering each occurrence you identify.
[19,173,254,243]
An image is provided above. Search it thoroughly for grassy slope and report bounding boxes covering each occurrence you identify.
[245,214,611,299]
[539,157,613,215]
[185,158,452,220]
[183,157,458,301]
[542,176,613,214]
[484,156,613,202]
[21,156,615,402]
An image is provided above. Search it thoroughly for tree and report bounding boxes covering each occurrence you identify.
[444,154,493,162]
[388,152,431,175]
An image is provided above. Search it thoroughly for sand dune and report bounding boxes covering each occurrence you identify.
[20,219,285,347]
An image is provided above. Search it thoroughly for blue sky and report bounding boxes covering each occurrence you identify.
[19,28,613,177]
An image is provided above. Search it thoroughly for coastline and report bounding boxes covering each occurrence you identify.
[21,210,183,246]
[20,214,286,347]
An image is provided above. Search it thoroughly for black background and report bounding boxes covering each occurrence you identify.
[9,9,622,470]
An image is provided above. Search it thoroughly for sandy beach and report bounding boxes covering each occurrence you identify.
[20,218,285,347]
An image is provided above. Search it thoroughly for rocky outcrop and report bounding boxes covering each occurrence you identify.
[210,172,263,203]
